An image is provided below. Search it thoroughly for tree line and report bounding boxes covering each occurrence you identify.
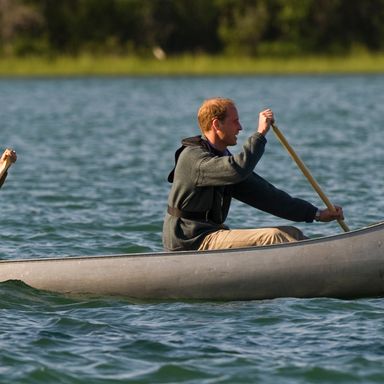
[1,0,384,57]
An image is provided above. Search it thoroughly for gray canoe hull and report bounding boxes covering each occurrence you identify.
[1,222,383,300]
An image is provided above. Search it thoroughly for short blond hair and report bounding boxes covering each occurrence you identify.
[197,97,235,133]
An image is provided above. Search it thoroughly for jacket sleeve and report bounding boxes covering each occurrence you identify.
[193,133,267,187]
[232,172,317,222]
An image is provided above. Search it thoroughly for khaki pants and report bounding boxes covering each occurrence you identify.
[198,226,307,251]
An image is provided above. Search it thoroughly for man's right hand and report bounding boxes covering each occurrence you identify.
[1,149,17,164]
[257,108,275,136]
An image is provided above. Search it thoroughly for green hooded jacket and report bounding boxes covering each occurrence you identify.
[163,132,317,251]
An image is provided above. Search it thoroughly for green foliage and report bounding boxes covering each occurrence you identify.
[1,0,384,57]
[217,0,271,55]
[2,52,384,76]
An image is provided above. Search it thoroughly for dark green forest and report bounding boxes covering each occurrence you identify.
[1,0,384,57]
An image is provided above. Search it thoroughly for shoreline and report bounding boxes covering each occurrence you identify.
[1,54,384,76]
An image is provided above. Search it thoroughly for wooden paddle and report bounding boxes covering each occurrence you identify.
[271,123,350,232]
[0,149,16,181]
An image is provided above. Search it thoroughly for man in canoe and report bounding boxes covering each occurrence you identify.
[0,148,17,188]
[163,97,343,251]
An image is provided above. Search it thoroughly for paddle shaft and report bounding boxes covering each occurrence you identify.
[271,123,350,232]
[0,157,12,180]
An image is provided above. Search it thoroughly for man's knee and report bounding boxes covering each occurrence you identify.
[266,228,294,244]
[277,226,307,241]
[263,226,305,244]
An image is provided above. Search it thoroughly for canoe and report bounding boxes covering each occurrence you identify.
[1,221,383,300]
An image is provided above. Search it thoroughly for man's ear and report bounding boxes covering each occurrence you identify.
[212,118,221,132]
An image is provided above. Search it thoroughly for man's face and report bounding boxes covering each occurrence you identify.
[216,105,242,147]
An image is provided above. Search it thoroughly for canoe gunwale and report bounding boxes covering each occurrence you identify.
[1,220,383,264]
[0,221,383,300]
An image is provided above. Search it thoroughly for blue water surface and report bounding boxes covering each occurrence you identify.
[0,75,383,383]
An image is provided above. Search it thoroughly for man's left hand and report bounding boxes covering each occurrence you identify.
[318,206,344,222]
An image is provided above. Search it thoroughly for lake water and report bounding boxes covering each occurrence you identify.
[0,75,383,383]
